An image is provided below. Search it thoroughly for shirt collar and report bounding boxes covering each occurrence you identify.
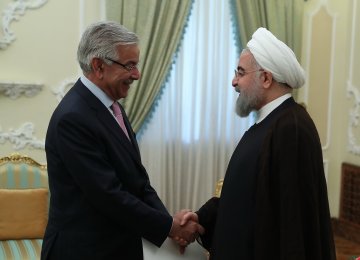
[80,75,114,108]
[256,93,292,124]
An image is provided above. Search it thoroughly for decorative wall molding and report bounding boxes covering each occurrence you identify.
[0,81,43,99]
[347,0,360,155]
[304,3,337,151]
[0,0,49,50]
[0,122,45,150]
[323,159,329,181]
[52,78,76,102]
[347,81,360,155]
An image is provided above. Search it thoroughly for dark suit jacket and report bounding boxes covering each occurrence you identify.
[41,79,172,260]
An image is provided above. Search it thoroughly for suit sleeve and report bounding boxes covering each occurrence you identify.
[53,111,172,247]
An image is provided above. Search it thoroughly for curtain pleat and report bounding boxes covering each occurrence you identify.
[106,0,193,132]
[230,0,304,60]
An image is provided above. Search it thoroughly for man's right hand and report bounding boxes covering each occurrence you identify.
[169,210,204,254]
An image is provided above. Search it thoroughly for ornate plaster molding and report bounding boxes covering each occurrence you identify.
[347,0,360,155]
[304,4,337,151]
[0,0,49,49]
[52,78,76,102]
[0,122,45,150]
[0,81,43,99]
[347,81,360,155]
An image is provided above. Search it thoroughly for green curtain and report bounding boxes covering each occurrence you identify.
[230,0,304,60]
[106,0,193,132]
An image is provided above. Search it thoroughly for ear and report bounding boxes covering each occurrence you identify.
[91,58,104,79]
[262,71,273,89]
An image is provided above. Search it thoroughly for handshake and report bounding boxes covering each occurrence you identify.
[168,209,204,254]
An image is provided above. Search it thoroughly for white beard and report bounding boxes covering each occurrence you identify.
[235,81,263,118]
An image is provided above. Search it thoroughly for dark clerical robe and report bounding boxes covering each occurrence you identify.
[197,97,336,260]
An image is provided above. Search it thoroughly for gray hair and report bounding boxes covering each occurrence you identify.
[241,48,262,70]
[77,21,139,73]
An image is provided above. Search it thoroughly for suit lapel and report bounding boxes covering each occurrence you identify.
[73,81,141,162]
[118,103,141,156]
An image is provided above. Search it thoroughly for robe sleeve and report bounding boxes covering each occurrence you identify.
[196,197,219,250]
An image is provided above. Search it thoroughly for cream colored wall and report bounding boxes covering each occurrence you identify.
[1,0,359,218]
[299,0,360,217]
[0,0,105,164]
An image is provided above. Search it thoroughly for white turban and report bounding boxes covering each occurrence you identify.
[247,27,305,88]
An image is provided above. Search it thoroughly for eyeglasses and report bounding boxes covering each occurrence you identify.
[105,57,138,72]
[234,68,263,78]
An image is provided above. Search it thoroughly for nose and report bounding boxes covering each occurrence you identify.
[131,68,141,80]
[232,77,238,88]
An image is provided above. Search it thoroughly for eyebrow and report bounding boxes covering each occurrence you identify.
[237,66,245,72]
[123,60,138,65]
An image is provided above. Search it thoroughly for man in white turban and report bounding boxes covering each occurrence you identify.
[180,27,336,260]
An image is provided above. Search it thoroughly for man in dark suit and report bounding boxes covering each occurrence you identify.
[180,27,336,260]
[41,21,202,260]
